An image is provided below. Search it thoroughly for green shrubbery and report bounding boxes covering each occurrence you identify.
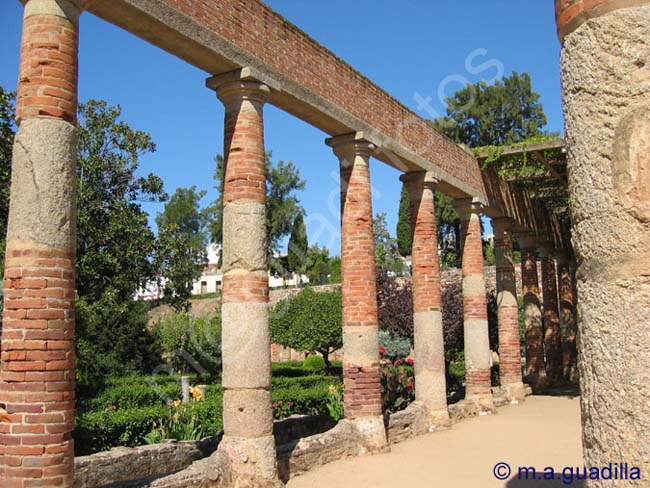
[378,330,411,360]
[303,354,326,373]
[74,363,341,455]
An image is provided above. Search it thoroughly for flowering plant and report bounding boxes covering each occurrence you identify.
[380,359,415,413]
[326,384,344,422]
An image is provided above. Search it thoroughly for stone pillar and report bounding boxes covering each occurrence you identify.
[326,133,387,452]
[206,72,279,486]
[517,233,547,392]
[454,198,493,409]
[401,171,449,429]
[0,1,80,486]
[557,1,650,477]
[555,250,578,384]
[492,218,525,402]
[539,243,562,384]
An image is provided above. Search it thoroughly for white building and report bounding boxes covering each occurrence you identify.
[136,243,308,300]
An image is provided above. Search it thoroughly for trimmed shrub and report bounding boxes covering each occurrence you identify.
[303,355,326,373]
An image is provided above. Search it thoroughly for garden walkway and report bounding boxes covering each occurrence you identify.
[287,395,583,488]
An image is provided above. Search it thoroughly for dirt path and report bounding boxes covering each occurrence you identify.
[287,395,583,488]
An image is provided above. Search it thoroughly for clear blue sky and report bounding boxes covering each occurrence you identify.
[0,1,562,255]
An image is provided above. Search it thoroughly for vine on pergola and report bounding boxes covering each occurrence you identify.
[474,136,570,218]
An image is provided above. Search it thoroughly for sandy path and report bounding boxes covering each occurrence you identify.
[287,395,583,488]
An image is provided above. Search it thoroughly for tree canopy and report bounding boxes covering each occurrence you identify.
[208,151,305,275]
[155,186,209,311]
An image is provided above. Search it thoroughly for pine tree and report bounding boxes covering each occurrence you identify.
[396,184,412,257]
[287,213,308,285]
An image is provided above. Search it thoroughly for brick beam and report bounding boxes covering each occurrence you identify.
[555,250,578,384]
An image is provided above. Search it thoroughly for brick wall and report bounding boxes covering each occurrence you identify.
[147,0,483,194]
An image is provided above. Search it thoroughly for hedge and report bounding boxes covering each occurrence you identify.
[74,367,339,455]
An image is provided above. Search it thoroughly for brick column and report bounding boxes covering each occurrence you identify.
[557,1,650,479]
[0,1,81,486]
[517,234,547,392]
[326,133,387,452]
[454,198,493,410]
[555,250,578,384]
[539,243,562,384]
[207,71,279,485]
[401,171,449,429]
[492,218,525,402]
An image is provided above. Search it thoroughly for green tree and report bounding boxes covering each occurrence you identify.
[305,244,331,285]
[432,71,547,147]
[155,186,208,311]
[396,185,412,257]
[328,256,342,284]
[270,288,342,370]
[373,213,406,275]
[76,100,167,383]
[208,152,305,274]
[287,213,308,286]
[431,72,549,268]
[0,87,15,281]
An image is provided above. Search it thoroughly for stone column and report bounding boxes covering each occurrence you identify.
[0,1,81,486]
[401,171,449,429]
[207,72,279,486]
[517,233,547,392]
[326,133,387,452]
[454,198,493,410]
[492,218,525,402]
[539,243,562,384]
[555,250,578,384]
[557,1,650,477]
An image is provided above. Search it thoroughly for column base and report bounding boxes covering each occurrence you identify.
[217,435,282,488]
[502,382,527,403]
[525,372,549,393]
[349,415,389,454]
[426,406,451,431]
[465,394,496,414]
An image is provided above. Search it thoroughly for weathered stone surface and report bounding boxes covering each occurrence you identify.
[221,303,270,390]
[24,0,81,22]
[217,435,281,487]
[386,402,430,444]
[222,390,273,438]
[561,5,650,482]
[276,421,359,482]
[8,118,77,249]
[350,416,388,454]
[74,436,221,488]
[342,326,379,365]
[221,203,267,273]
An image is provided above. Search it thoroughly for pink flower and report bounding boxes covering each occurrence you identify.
[379,346,386,356]
[406,358,414,366]
[406,379,414,389]
[395,359,403,366]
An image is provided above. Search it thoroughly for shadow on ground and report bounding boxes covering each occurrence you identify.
[535,385,580,399]
[507,475,585,487]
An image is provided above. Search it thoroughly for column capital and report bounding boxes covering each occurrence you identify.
[515,232,538,250]
[399,170,439,188]
[555,0,650,42]
[491,217,514,234]
[22,0,83,23]
[538,241,556,258]
[453,197,483,219]
[207,69,271,108]
[326,132,376,162]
